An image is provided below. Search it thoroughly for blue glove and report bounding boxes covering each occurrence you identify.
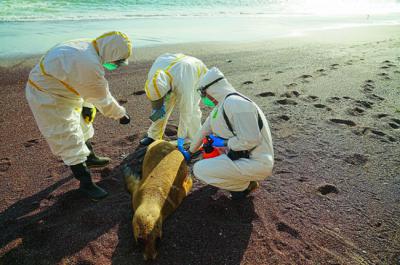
[177,138,185,152]
[177,138,190,161]
[209,134,226,147]
[181,150,191,162]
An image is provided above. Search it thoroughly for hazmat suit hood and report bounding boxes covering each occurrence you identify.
[94,31,132,64]
[145,69,172,102]
[199,67,236,104]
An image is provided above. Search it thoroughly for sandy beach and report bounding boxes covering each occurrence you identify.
[0,25,399,264]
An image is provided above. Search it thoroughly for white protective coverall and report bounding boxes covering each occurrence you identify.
[25,31,132,166]
[144,53,207,141]
[189,68,274,191]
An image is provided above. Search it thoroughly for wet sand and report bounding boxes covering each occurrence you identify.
[0,25,399,264]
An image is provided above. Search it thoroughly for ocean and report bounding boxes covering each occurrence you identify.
[1,0,400,57]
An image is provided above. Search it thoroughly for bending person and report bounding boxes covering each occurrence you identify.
[187,67,274,199]
[25,31,132,201]
[140,53,207,159]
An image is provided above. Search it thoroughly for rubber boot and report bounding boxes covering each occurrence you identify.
[140,136,155,146]
[230,181,260,200]
[85,141,111,168]
[70,162,108,201]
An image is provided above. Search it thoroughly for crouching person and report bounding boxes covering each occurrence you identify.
[183,67,274,199]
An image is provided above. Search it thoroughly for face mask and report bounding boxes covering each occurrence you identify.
[149,105,166,122]
[165,91,171,103]
[201,96,216,107]
[103,58,128,71]
[103,63,119,71]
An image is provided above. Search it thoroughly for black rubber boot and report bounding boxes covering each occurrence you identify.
[70,162,108,201]
[140,136,155,146]
[85,141,111,168]
[230,181,260,200]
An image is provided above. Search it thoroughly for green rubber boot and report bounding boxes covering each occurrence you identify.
[230,181,260,200]
[70,162,108,201]
[85,141,111,168]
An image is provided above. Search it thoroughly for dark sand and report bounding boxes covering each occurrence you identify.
[0,26,399,265]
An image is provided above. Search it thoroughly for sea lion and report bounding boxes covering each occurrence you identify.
[124,140,192,260]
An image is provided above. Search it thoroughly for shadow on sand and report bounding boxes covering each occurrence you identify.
[0,145,256,265]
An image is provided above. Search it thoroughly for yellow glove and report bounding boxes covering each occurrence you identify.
[82,107,97,124]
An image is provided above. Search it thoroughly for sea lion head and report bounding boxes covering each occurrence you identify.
[133,204,162,260]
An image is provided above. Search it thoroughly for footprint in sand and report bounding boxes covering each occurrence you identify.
[317,184,339,195]
[280,90,300,98]
[388,122,400,129]
[132,90,145,95]
[374,113,389,119]
[377,72,391,80]
[242,81,254,85]
[276,222,300,239]
[262,78,271,82]
[0,158,11,172]
[275,99,298,105]
[257,92,275,97]
[118,99,128,105]
[391,118,400,125]
[347,107,365,116]
[326,96,341,103]
[361,80,375,92]
[343,96,352,100]
[329,118,356,126]
[344,154,368,166]
[366,94,385,101]
[275,70,284,74]
[273,239,289,251]
[126,134,139,142]
[315,68,327,76]
[302,95,319,102]
[355,100,374,109]
[356,127,397,143]
[313,103,328,109]
[326,97,340,103]
[277,115,290,121]
[368,130,397,143]
[284,83,298,89]
[23,138,40,147]
[330,64,339,70]
[389,118,400,130]
[298,74,313,83]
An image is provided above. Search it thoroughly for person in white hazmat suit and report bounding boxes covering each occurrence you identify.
[186,67,274,199]
[25,31,132,201]
[139,53,207,159]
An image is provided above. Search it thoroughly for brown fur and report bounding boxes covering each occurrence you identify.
[124,140,192,260]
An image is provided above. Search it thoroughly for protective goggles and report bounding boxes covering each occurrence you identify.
[197,77,224,98]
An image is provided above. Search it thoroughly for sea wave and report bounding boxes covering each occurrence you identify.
[2,0,400,22]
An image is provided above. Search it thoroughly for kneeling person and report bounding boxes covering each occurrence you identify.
[188,67,274,199]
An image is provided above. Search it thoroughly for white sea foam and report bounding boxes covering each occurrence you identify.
[0,1,399,57]
[1,0,400,22]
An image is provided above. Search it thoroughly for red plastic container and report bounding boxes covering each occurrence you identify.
[202,136,221,159]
